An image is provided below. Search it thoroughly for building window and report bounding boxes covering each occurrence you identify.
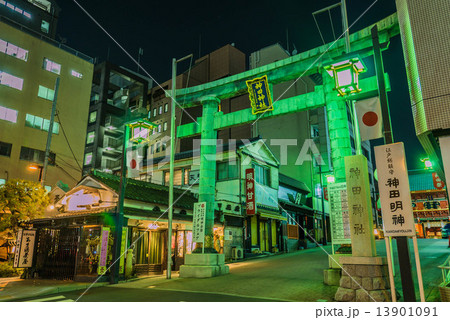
[163,122,168,131]
[150,144,154,154]
[0,71,23,90]
[156,142,160,153]
[25,114,59,134]
[217,162,238,181]
[162,143,166,151]
[164,103,168,113]
[43,58,61,74]
[38,85,55,101]
[158,124,161,133]
[71,70,83,79]
[86,131,95,144]
[89,111,97,123]
[153,108,157,117]
[0,141,12,157]
[0,38,28,61]
[253,163,271,186]
[159,106,163,114]
[41,20,50,34]
[23,11,31,18]
[0,105,18,123]
[20,146,55,165]
[164,169,183,186]
[0,179,5,185]
[84,152,93,166]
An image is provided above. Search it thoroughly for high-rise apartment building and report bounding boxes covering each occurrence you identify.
[0,16,93,189]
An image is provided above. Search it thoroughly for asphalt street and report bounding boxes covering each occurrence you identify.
[14,239,449,302]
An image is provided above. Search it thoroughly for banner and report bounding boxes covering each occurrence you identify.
[355,97,383,141]
[13,229,23,268]
[119,227,128,274]
[98,227,110,275]
[193,202,206,243]
[126,146,143,179]
[245,168,256,215]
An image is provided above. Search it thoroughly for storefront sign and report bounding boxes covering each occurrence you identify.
[119,227,128,274]
[328,182,352,245]
[13,229,23,268]
[188,169,200,185]
[245,168,256,215]
[344,155,376,256]
[193,202,206,243]
[432,172,445,190]
[98,227,110,275]
[17,230,36,268]
[246,75,273,115]
[374,142,415,237]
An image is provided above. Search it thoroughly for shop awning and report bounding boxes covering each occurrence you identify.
[259,212,287,221]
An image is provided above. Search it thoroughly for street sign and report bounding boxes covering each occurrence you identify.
[17,230,36,268]
[328,182,352,245]
[246,75,273,115]
[374,142,415,237]
[245,168,256,215]
[193,202,206,243]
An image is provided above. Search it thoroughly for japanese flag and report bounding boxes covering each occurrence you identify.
[126,146,143,179]
[355,97,383,141]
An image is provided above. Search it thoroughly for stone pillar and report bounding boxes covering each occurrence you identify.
[198,95,220,251]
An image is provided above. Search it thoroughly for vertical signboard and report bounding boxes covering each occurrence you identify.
[18,230,36,268]
[374,142,415,237]
[98,227,110,275]
[193,202,206,243]
[345,155,376,257]
[245,168,256,215]
[13,229,23,268]
[328,182,352,244]
[119,227,128,274]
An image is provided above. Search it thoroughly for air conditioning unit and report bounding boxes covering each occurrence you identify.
[232,246,243,260]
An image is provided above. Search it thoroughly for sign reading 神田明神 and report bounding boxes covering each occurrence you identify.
[374,142,415,237]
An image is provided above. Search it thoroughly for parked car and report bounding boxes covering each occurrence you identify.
[442,223,450,239]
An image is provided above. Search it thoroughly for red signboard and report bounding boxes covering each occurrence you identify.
[245,168,256,215]
[432,172,445,190]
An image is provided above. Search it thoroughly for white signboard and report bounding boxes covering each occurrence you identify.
[374,142,416,237]
[328,182,352,244]
[13,229,23,268]
[17,230,36,268]
[193,202,206,243]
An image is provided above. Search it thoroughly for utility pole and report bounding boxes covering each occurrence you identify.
[41,77,60,186]
[372,24,416,302]
[168,54,193,279]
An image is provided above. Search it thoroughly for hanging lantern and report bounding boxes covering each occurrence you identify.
[324,56,367,96]
[128,119,156,144]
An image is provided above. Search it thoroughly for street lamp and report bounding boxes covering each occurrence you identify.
[324,56,367,97]
[421,157,433,170]
[28,164,44,183]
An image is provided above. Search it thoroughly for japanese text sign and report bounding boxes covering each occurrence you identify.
[345,155,376,257]
[13,229,36,268]
[193,202,206,243]
[374,142,415,237]
[98,227,110,275]
[328,182,352,245]
[13,229,23,268]
[119,227,128,274]
[245,168,256,215]
[246,75,273,115]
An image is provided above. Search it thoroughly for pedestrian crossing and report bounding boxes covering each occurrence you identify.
[24,295,74,302]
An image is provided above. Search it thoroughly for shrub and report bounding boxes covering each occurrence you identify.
[0,261,22,277]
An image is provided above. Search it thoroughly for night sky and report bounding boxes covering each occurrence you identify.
[55,0,425,169]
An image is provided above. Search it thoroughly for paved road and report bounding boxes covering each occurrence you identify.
[14,239,449,302]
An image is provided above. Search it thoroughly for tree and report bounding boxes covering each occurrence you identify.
[0,179,49,232]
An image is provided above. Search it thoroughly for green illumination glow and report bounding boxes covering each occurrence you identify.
[127,119,157,144]
[326,174,335,184]
[324,56,367,97]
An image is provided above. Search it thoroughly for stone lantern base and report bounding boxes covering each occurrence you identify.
[179,253,229,278]
[335,256,392,302]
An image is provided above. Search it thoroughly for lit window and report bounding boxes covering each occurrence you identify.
[163,122,168,131]
[153,108,156,117]
[41,20,50,34]
[14,7,22,14]
[84,152,93,165]
[43,58,61,74]
[89,111,97,123]
[6,3,13,9]
[158,124,161,133]
[86,131,95,144]
[159,106,163,114]
[0,105,18,123]
[164,103,168,112]
[0,71,23,90]
[71,70,83,79]
[25,113,59,134]
[23,11,31,18]
[0,39,28,61]
[38,85,55,101]
[0,1,6,6]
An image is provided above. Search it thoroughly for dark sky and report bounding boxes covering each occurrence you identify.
[55,0,426,169]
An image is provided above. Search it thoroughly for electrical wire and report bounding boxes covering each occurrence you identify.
[55,109,83,171]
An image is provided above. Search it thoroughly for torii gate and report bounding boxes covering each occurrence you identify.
[173,13,399,277]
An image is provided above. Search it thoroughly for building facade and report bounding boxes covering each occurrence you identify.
[0,16,93,189]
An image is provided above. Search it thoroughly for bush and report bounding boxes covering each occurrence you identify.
[0,261,22,277]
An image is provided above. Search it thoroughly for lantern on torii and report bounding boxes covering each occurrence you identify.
[324,56,367,96]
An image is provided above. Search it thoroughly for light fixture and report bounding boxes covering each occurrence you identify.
[326,174,335,184]
[128,119,157,144]
[421,157,433,169]
[324,55,367,96]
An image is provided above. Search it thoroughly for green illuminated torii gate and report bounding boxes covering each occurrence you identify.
[172,13,399,252]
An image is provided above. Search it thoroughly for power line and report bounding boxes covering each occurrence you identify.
[56,109,83,171]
